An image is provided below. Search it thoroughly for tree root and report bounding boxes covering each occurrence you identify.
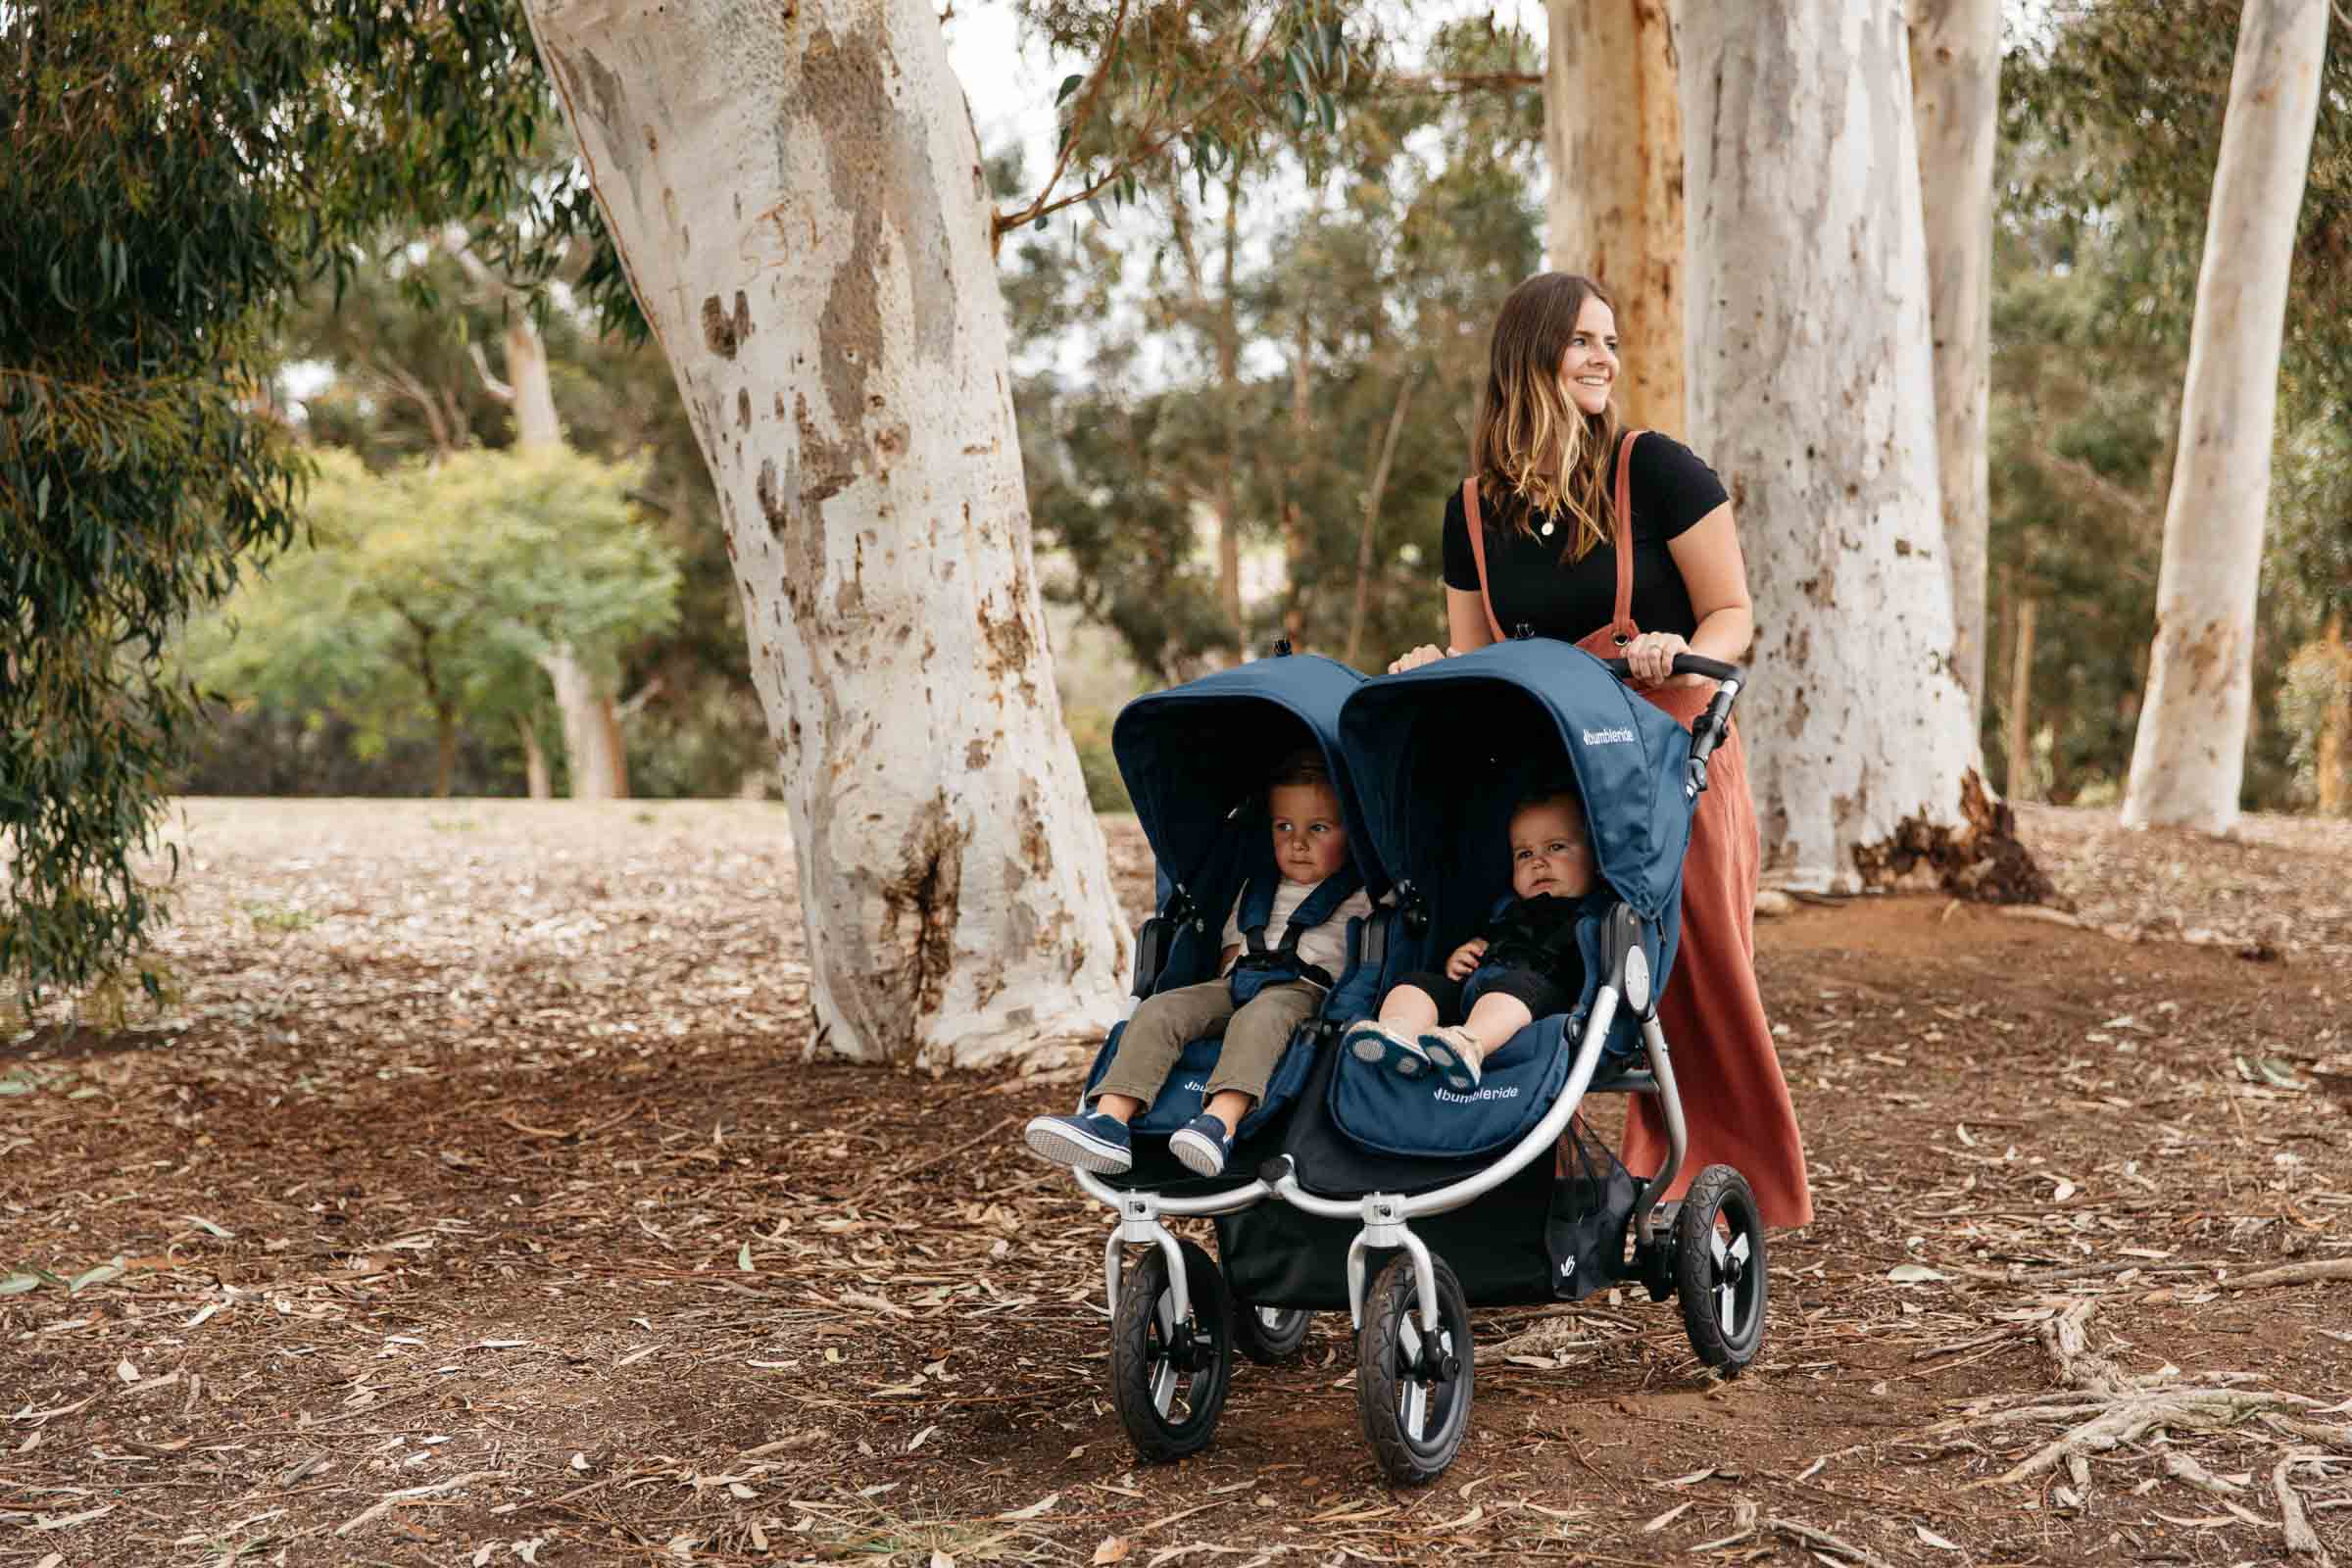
[2275,1454,2334,1566]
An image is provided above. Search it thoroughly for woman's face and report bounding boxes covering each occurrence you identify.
[1558,295,1620,417]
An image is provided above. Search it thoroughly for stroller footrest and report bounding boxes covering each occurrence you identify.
[1589,1069,1658,1096]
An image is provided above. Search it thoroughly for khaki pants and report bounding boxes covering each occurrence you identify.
[1093,978,1320,1109]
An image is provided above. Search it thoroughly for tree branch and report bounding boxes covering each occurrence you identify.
[992,0,1130,244]
[992,5,1287,242]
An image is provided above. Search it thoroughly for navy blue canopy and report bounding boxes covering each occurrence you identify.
[1337,639,1695,941]
[1111,652,1390,903]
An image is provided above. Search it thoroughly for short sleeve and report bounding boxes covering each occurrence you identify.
[1630,434,1729,542]
[1441,487,1479,591]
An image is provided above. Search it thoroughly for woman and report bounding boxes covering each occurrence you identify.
[1391,271,1811,1229]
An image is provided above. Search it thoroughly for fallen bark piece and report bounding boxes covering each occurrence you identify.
[2220,1259,2352,1293]
[1765,1516,1896,1568]
[2275,1455,2332,1566]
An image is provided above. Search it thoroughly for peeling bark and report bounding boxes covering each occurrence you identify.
[1908,0,1998,722]
[2122,0,2328,836]
[518,0,1130,1067]
[1544,0,1684,432]
[1681,1,1984,892]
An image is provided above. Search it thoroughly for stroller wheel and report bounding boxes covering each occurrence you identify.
[1673,1164,1769,1373]
[1110,1239,1234,1462]
[1233,1303,1312,1365]
[1355,1252,1473,1486]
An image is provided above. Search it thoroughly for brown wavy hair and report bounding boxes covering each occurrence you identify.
[1470,272,1622,562]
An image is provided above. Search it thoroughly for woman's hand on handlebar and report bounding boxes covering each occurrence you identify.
[1388,644,1458,675]
[1623,630,1690,688]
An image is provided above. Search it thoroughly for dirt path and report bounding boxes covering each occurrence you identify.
[1,801,2344,1566]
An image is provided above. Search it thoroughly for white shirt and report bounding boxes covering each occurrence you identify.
[1219,878,1377,987]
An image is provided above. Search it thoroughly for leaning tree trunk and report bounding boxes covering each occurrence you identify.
[515,714,553,801]
[1544,0,1684,433]
[1682,1,1981,892]
[519,0,1130,1067]
[505,312,635,798]
[2121,0,2328,835]
[1908,0,1999,725]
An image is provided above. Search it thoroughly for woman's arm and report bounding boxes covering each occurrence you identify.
[1627,502,1753,685]
[1446,588,1496,654]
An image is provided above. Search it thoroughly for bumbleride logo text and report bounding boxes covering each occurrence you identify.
[1433,1085,1521,1104]
[1180,1080,1206,1093]
[1582,726,1635,746]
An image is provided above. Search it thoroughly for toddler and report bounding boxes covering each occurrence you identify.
[1026,751,1373,1179]
[1343,785,1594,1093]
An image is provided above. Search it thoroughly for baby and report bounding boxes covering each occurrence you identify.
[1343,785,1594,1093]
[1026,750,1374,1178]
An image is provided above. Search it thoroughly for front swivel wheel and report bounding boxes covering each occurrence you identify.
[1354,1252,1473,1486]
[1233,1303,1312,1364]
[1674,1163,1767,1372]
[1109,1239,1234,1461]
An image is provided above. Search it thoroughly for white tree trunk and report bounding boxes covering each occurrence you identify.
[1907,0,1998,724]
[519,0,1130,1067]
[539,646,626,802]
[1545,0,1685,433]
[2121,0,2328,835]
[1681,1,1979,892]
[503,305,627,797]
[505,315,564,453]
[516,714,553,800]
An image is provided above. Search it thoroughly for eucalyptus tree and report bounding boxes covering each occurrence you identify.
[1,0,559,1002]
[513,0,1362,1065]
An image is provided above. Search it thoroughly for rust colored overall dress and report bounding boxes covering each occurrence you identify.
[1462,434,1813,1228]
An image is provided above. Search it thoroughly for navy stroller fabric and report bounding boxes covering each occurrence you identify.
[1078,653,1412,1163]
[1338,639,1692,1059]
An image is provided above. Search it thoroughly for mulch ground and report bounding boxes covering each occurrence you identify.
[2,798,2346,1567]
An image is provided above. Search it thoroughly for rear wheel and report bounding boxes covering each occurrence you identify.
[1354,1253,1473,1486]
[1674,1164,1767,1372]
[1109,1239,1233,1461]
[1233,1303,1312,1365]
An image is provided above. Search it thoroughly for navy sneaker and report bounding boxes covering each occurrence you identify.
[1168,1113,1234,1178]
[1023,1110,1133,1174]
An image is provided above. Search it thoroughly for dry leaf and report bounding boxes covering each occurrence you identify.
[995,1492,1059,1521]
[1915,1525,1963,1550]
[1093,1536,1133,1564]
[1887,1263,1947,1284]
[930,1552,956,1568]
[1642,1499,1692,1532]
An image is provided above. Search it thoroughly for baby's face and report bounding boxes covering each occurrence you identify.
[1269,781,1350,885]
[1509,798,1595,900]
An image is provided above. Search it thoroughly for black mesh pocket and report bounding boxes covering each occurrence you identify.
[1546,1114,1637,1301]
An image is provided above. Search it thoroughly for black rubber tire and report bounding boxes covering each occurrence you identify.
[1354,1252,1474,1486]
[1109,1239,1233,1462]
[1232,1303,1313,1365]
[1674,1163,1768,1372]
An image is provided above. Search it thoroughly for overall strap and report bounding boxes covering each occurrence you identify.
[1606,427,1648,644]
[1464,426,1650,647]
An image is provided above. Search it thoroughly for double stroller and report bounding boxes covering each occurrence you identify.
[1063,638,1765,1484]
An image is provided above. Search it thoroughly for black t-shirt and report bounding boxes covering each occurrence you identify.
[1441,433,1729,642]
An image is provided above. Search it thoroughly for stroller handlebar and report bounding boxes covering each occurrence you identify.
[1598,653,1741,684]
[1598,655,1747,801]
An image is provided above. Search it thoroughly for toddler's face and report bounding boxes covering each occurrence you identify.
[1269,780,1350,885]
[1509,797,1594,900]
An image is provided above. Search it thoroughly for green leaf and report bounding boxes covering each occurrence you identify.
[0,1274,42,1296]
[70,1257,127,1293]
[1055,73,1085,105]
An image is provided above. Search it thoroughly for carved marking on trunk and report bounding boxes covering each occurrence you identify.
[702,291,754,359]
